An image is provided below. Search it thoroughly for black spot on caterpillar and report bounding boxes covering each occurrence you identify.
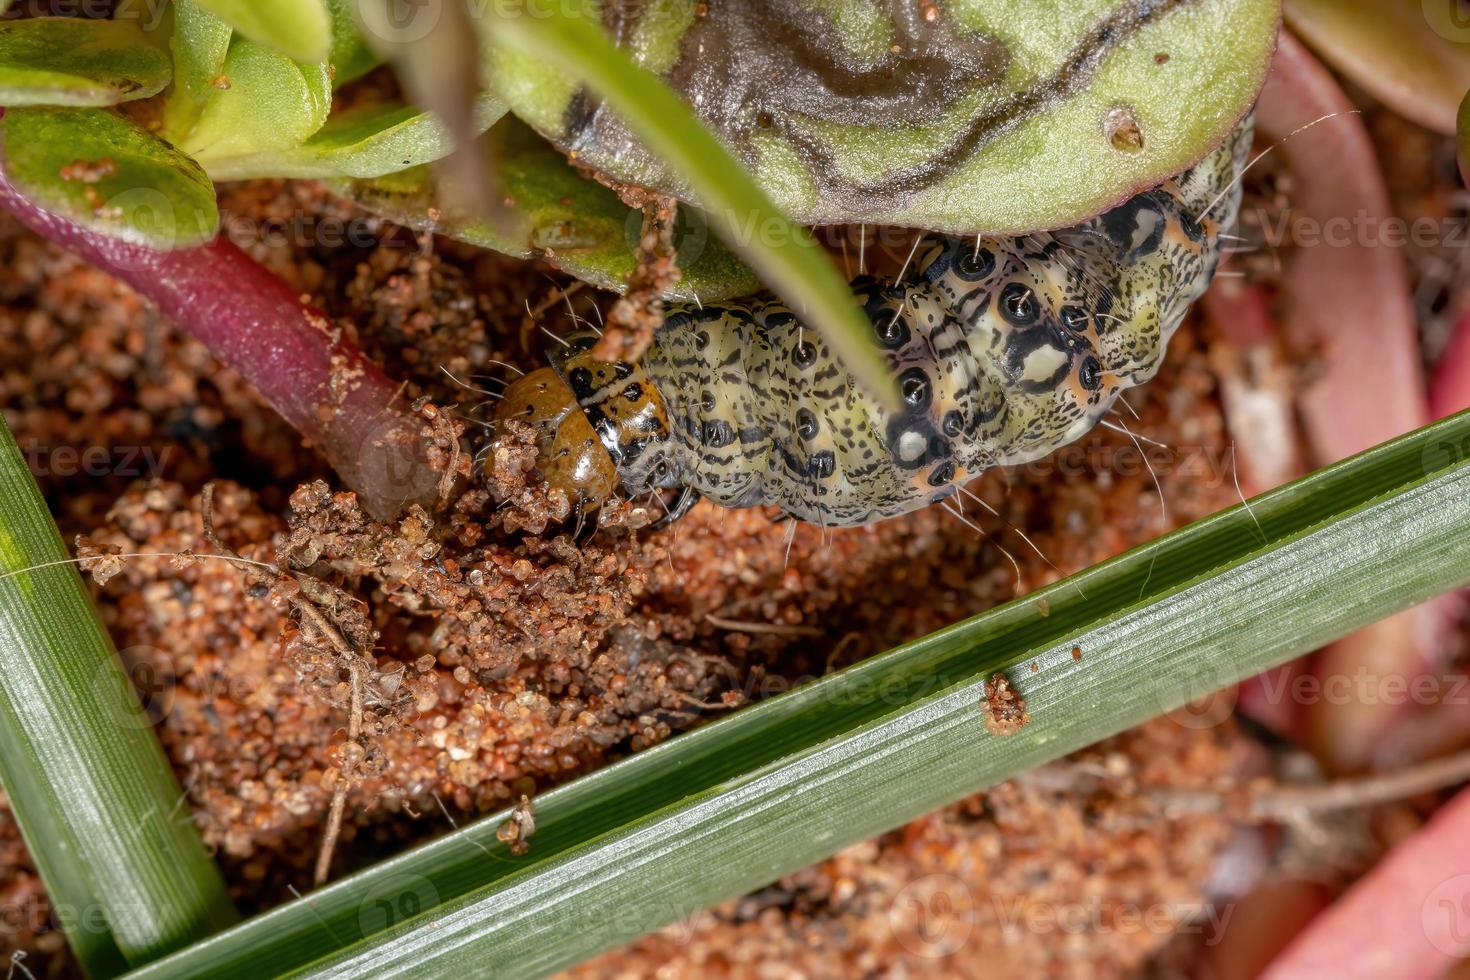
[493,118,1252,529]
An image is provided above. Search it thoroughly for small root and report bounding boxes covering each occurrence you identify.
[705,614,822,637]
[316,657,366,885]
[1022,744,1470,824]
[200,482,375,886]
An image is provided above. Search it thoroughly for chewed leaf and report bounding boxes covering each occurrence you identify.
[180,38,332,164]
[1286,0,1470,136]
[0,18,171,107]
[0,108,219,249]
[488,0,1277,234]
[191,0,332,65]
[160,0,234,144]
[199,98,507,181]
[336,118,760,302]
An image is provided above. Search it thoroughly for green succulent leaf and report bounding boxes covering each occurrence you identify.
[487,0,1278,233]
[337,117,761,302]
[0,17,172,108]
[191,0,333,65]
[325,0,385,86]
[160,0,235,145]
[180,38,333,164]
[0,108,219,249]
[1287,0,1470,136]
[200,97,507,181]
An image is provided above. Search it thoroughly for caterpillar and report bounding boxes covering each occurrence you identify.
[492,118,1252,529]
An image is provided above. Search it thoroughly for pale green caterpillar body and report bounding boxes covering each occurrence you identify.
[495,118,1252,528]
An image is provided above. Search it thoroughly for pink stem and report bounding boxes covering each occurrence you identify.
[1263,786,1470,980]
[0,168,439,521]
[1258,33,1452,774]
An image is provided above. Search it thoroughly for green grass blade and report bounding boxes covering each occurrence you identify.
[483,4,899,410]
[126,411,1470,978]
[0,417,237,969]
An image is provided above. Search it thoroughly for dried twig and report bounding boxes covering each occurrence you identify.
[200,483,371,885]
[1022,746,1470,823]
[705,614,822,637]
[316,659,365,885]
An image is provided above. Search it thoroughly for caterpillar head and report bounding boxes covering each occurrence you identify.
[491,367,620,513]
[553,340,684,497]
[489,338,684,518]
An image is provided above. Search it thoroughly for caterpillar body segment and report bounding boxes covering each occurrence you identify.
[493,118,1252,528]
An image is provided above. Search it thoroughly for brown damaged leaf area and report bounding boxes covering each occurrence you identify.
[982,672,1030,736]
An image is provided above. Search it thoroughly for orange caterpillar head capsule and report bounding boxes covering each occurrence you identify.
[491,367,619,513]
[490,337,697,527]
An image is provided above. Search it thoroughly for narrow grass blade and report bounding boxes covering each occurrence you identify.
[127,410,1470,979]
[483,4,899,410]
[0,417,236,969]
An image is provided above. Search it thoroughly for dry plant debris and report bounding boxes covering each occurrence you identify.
[982,673,1030,737]
[593,193,681,364]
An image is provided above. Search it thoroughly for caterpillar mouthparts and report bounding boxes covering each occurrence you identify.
[492,117,1252,529]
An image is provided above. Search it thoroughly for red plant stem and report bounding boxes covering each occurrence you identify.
[0,169,439,520]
